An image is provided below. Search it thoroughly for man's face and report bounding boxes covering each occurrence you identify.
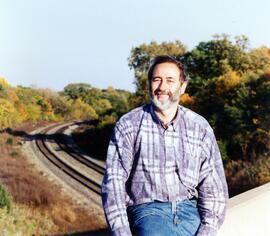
[150,62,186,111]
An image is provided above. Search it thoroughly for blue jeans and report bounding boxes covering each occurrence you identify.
[127,199,200,236]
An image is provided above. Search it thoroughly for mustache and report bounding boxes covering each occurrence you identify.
[154,89,171,95]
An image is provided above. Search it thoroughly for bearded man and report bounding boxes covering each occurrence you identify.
[102,55,228,236]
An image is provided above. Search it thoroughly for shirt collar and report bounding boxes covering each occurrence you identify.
[149,102,181,131]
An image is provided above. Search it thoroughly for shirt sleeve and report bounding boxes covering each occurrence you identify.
[101,121,134,236]
[196,128,229,236]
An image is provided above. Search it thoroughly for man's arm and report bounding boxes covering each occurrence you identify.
[196,128,229,236]
[101,122,134,236]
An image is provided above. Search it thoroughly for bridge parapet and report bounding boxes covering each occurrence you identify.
[218,182,270,236]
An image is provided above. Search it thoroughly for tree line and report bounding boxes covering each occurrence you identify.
[0,80,132,129]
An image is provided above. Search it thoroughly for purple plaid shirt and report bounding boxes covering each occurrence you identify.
[102,104,228,236]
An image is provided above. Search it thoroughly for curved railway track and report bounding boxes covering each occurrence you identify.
[34,122,105,198]
[54,126,105,175]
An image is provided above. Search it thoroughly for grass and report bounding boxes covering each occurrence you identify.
[0,204,56,236]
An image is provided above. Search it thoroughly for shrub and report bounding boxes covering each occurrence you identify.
[6,137,13,145]
[10,151,18,158]
[225,156,270,197]
[0,184,11,212]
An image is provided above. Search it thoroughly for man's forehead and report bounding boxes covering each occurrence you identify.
[152,62,181,75]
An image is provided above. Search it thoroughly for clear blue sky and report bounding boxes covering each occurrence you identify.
[0,0,269,92]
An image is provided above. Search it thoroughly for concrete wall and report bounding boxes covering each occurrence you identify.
[218,182,270,236]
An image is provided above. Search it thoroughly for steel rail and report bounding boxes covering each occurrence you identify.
[35,124,102,195]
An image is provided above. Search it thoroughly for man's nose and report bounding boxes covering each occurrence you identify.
[158,79,168,90]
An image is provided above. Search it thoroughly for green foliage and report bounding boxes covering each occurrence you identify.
[183,35,251,95]
[49,94,71,120]
[183,35,270,96]
[62,83,92,100]
[193,70,269,161]
[62,83,132,118]
[10,151,18,158]
[6,137,13,145]
[0,185,11,212]
[217,140,229,163]
[14,86,59,122]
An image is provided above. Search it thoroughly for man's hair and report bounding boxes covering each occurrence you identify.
[147,55,190,82]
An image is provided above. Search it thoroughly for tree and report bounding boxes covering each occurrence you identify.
[193,70,270,161]
[49,95,72,120]
[183,35,251,95]
[0,99,20,129]
[247,46,270,74]
[69,99,98,120]
[62,83,92,100]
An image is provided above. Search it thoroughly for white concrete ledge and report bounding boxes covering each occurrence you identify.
[218,182,270,236]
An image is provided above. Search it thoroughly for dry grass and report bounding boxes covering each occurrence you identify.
[0,123,106,235]
[0,204,56,236]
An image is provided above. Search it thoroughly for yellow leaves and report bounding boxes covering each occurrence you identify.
[42,98,53,116]
[98,115,117,128]
[7,90,19,103]
[0,99,21,129]
[0,78,10,89]
[252,118,259,125]
[25,104,41,122]
[69,99,98,120]
[180,93,194,106]
[215,70,242,95]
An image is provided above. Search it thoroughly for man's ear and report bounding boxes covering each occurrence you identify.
[180,80,188,95]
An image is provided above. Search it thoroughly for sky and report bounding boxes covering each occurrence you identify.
[0,0,269,92]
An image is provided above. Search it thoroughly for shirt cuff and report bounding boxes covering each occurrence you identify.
[112,225,132,236]
[196,223,217,236]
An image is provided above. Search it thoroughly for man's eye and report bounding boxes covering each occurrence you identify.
[152,78,161,82]
[167,79,175,83]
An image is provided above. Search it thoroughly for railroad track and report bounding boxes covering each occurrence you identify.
[34,122,105,199]
[54,125,105,175]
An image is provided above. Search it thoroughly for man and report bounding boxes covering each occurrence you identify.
[102,55,228,236]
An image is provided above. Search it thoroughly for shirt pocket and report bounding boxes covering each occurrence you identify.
[176,140,202,188]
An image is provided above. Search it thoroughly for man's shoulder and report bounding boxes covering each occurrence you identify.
[117,104,149,126]
[179,105,212,131]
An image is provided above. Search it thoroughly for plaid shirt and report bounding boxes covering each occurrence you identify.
[102,104,228,236]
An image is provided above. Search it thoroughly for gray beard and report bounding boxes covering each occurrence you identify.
[151,89,181,112]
